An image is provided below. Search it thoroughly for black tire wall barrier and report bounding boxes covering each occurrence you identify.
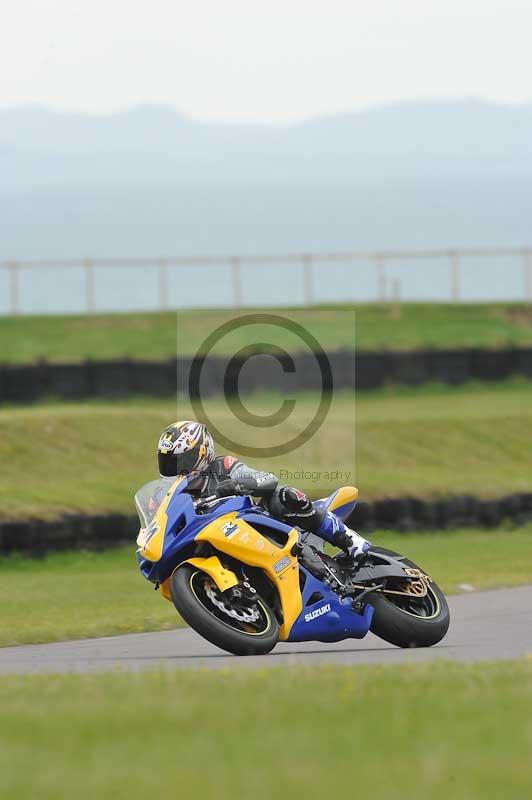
[2,347,532,403]
[3,492,532,556]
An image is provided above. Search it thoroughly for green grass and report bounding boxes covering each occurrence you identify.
[1,660,532,799]
[3,303,532,363]
[0,548,178,647]
[1,381,531,519]
[1,527,531,648]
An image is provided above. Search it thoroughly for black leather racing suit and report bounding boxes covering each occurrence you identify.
[186,455,353,553]
[188,455,278,501]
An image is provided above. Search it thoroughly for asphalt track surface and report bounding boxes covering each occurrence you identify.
[1,586,531,674]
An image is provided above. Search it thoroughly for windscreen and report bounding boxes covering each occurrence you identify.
[134,477,176,529]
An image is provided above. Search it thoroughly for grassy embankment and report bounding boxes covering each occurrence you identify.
[2,527,532,647]
[0,381,530,519]
[2,303,532,363]
[1,661,531,799]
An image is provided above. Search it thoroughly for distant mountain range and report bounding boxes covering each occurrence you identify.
[2,99,532,278]
[2,99,532,187]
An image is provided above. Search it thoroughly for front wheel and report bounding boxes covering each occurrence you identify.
[170,564,279,656]
[369,551,450,648]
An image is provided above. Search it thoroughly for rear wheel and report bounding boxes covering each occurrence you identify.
[170,564,279,656]
[368,550,450,648]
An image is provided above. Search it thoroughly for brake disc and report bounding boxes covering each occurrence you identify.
[204,580,260,624]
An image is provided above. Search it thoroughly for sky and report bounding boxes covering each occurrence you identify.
[1,0,531,124]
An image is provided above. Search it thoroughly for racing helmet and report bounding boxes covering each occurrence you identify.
[157,421,215,477]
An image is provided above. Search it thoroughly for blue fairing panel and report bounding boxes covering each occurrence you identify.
[236,512,294,540]
[287,566,373,643]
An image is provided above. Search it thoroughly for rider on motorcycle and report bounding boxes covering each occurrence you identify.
[155,420,363,558]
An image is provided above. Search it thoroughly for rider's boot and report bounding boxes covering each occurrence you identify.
[315,511,370,560]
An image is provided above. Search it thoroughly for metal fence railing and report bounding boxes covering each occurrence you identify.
[1,247,532,315]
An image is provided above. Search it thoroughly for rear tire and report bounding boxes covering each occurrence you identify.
[369,550,450,648]
[170,564,279,656]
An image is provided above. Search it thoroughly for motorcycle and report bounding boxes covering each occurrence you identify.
[135,476,450,656]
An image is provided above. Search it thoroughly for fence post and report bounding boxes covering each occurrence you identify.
[375,255,386,302]
[231,257,242,308]
[449,250,461,303]
[8,261,20,316]
[158,258,169,311]
[84,258,95,314]
[523,248,532,303]
[303,255,314,305]
[391,278,402,319]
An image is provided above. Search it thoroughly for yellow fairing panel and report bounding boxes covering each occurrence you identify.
[327,486,359,515]
[136,476,186,562]
[160,577,173,602]
[181,556,239,593]
[195,512,302,640]
[159,556,239,602]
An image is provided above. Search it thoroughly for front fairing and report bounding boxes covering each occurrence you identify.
[136,475,264,584]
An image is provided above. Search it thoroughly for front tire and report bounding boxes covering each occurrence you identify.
[170,564,279,656]
[369,550,450,648]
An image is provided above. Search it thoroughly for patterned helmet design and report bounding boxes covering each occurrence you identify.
[157,420,215,477]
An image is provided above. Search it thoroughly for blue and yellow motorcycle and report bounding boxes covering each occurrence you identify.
[135,476,450,656]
